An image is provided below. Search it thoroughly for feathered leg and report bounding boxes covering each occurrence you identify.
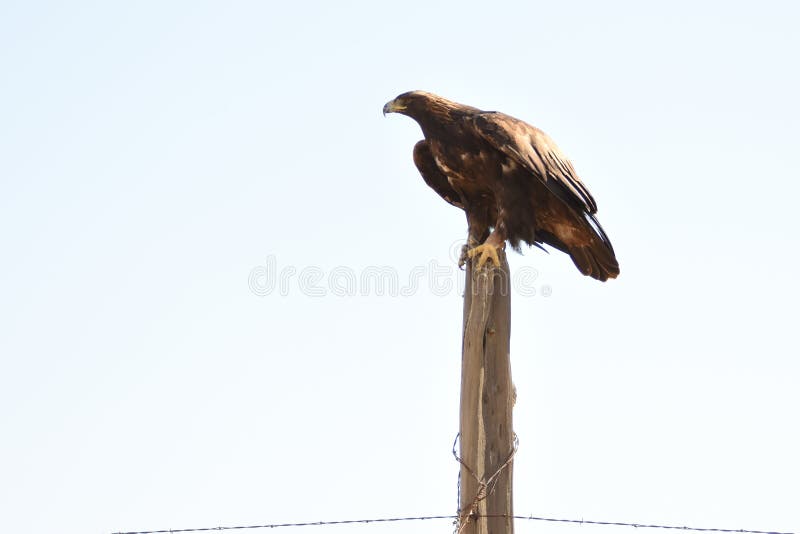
[458,209,491,268]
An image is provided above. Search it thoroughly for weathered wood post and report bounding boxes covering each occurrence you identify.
[457,249,515,534]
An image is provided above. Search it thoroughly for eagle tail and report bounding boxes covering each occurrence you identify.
[568,214,619,282]
[568,243,619,282]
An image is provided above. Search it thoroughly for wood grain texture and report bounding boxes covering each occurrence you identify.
[459,250,514,534]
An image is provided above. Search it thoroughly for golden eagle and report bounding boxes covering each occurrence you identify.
[383,90,619,282]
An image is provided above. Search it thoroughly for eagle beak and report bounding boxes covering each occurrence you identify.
[383,99,405,116]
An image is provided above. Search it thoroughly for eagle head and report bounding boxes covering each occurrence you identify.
[383,90,444,117]
[383,91,466,136]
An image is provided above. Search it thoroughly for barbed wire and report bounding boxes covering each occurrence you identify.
[500,515,795,534]
[112,514,796,534]
[452,432,519,534]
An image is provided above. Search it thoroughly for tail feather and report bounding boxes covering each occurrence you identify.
[536,218,620,282]
[570,213,619,282]
[568,239,619,282]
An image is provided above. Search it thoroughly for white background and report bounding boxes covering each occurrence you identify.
[1,2,798,534]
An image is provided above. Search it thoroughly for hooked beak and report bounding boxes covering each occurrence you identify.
[382,99,405,117]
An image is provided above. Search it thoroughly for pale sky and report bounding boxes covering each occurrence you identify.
[1,2,799,534]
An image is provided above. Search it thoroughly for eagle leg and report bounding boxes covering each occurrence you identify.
[459,211,492,269]
[467,232,505,270]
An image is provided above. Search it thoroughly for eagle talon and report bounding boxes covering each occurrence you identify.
[458,237,483,269]
[467,243,502,270]
[458,245,469,269]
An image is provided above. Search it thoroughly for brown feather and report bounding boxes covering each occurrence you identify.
[412,141,464,209]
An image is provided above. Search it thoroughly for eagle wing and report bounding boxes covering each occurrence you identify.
[468,112,598,215]
[413,140,464,209]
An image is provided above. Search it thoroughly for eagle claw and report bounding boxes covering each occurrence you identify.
[458,237,483,269]
[467,243,502,270]
[458,245,469,269]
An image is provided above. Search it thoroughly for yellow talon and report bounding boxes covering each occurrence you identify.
[467,243,502,269]
[458,237,483,269]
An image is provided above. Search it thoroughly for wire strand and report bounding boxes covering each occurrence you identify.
[111,513,796,534]
[113,516,455,534]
